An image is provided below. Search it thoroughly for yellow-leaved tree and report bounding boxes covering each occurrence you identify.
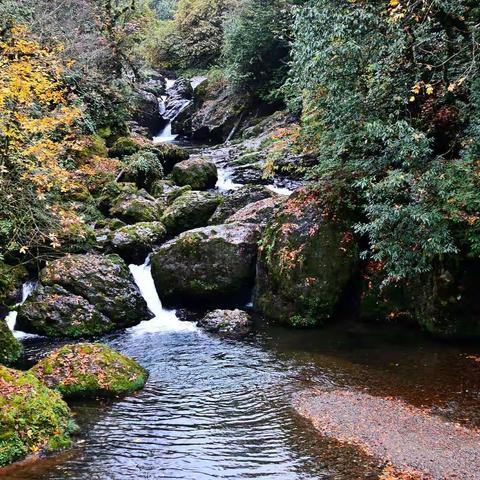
[0,24,84,260]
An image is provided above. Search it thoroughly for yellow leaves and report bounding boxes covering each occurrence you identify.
[19,246,29,255]
[425,84,434,95]
[389,0,399,6]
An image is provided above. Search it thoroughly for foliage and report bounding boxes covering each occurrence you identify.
[290,0,480,282]
[222,0,293,100]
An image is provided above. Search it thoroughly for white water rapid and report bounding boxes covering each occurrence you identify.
[6,281,37,338]
[129,257,196,334]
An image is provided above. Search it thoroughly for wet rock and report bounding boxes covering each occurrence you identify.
[30,343,147,398]
[151,223,261,306]
[198,309,253,337]
[16,285,115,338]
[161,191,220,236]
[0,320,22,365]
[38,254,151,328]
[255,187,358,327]
[109,189,164,224]
[225,197,286,226]
[96,181,138,214]
[172,157,218,190]
[109,221,167,264]
[209,185,278,225]
[132,89,162,135]
[0,365,76,467]
[109,136,144,158]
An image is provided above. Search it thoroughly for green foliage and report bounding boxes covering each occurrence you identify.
[222,0,293,100]
[290,0,480,282]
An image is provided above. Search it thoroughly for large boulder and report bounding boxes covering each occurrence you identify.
[210,185,279,225]
[121,150,164,191]
[0,320,22,365]
[161,191,221,235]
[225,197,285,226]
[172,158,218,190]
[151,223,261,306]
[109,221,167,264]
[0,365,76,467]
[255,187,358,327]
[30,343,147,398]
[198,309,253,337]
[412,259,480,338]
[17,254,150,338]
[132,89,162,135]
[16,285,115,338]
[109,189,164,224]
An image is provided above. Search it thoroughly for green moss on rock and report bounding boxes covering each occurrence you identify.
[172,158,218,190]
[0,320,22,366]
[255,187,359,327]
[0,365,76,467]
[30,343,148,398]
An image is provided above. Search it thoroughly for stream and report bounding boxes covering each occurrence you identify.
[5,87,480,480]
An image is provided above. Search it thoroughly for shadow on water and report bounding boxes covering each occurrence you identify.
[6,316,480,480]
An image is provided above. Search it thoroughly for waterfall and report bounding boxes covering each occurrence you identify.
[6,281,37,339]
[216,167,242,192]
[129,257,195,334]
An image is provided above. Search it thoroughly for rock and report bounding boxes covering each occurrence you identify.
[96,181,138,214]
[122,151,164,191]
[109,222,167,263]
[30,343,147,398]
[172,157,218,190]
[255,187,358,327]
[109,136,143,158]
[0,365,76,467]
[412,260,480,338]
[225,197,285,226]
[151,223,261,306]
[153,142,189,174]
[198,309,253,336]
[0,320,22,365]
[132,89,162,135]
[16,285,115,338]
[109,189,164,224]
[161,191,220,235]
[209,185,278,224]
[38,254,150,328]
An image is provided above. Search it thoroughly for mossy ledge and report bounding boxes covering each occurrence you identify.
[0,365,77,467]
[30,343,148,398]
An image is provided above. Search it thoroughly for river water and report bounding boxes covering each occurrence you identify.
[5,94,480,480]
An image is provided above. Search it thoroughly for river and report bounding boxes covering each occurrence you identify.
[4,92,480,480]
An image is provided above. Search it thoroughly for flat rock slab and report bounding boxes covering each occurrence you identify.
[295,389,480,480]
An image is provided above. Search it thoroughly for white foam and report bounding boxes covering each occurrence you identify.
[267,185,293,196]
[216,167,242,192]
[153,122,178,144]
[129,259,195,334]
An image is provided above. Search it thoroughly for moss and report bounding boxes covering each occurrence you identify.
[0,321,22,366]
[109,136,141,158]
[0,365,76,467]
[30,343,148,398]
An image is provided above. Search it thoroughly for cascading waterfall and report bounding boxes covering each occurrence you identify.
[6,281,37,338]
[129,257,196,334]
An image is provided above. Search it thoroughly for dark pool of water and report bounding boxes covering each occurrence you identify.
[5,319,480,480]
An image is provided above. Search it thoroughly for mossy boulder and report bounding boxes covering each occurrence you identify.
[209,185,278,225]
[30,343,147,398]
[198,309,253,337]
[151,223,261,307]
[0,365,76,467]
[20,254,151,335]
[109,136,143,158]
[121,151,164,191]
[172,158,218,190]
[96,181,138,213]
[110,222,167,264]
[412,259,480,338]
[0,320,22,366]
[225,197,286,226]
[255,187,358,327]
[161,191,221,235]
[109,189,164,224]
[16,285,115,338]
[152,143,189,174]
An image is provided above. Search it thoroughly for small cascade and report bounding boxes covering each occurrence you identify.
[129,257,195,334]
[153,78,179,144]
[6,281,37,339]
[216,166,242,192]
